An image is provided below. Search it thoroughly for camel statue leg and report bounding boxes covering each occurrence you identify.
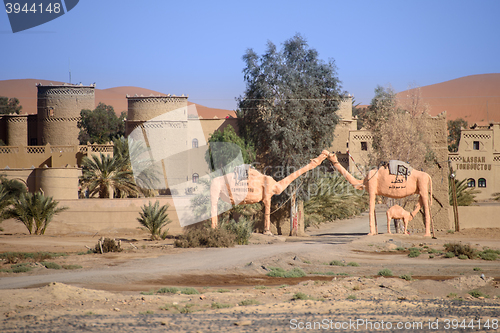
[419,194,431,237]
[386,210,392,235]
[263,196,272,235]
[210,180,222,228]
[368,191,377,235]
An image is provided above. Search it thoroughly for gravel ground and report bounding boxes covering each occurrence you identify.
[3,299,499,332]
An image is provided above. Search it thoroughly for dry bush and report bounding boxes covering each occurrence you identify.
[443,242,476,259]
[94,238,122,253]
[174,223,236,248]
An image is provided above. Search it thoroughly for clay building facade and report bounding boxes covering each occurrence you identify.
[448,122,500,200]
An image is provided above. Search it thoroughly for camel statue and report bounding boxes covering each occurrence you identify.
[386,204,421,235]
[326,152,433,236]
[210,150,330,235]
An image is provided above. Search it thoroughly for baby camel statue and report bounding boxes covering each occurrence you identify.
[386,204,421,235]
[326,152,433,237]
[210,150,330,235]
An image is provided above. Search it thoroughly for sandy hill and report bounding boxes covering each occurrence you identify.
[397,74,500,125]
[0,79,236,119]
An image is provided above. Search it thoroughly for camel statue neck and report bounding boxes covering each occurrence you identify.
[273,151,328,195]
[326,154,364,189]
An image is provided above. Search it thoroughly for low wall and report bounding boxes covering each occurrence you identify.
[1,197,186,237]
[449,205,500,229]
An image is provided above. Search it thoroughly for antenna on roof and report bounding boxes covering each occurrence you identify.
[69,58,71,84]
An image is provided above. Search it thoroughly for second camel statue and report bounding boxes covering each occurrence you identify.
[210,150,330,235]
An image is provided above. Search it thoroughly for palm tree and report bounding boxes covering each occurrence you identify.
[113,136,161,197]
[137,201,172,240]
[0,177,27,230]
[449,178,480,206]
[80,153,138,198]
[4,192,67,235]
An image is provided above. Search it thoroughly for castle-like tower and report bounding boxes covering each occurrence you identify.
[36,83,95,145]
[4,114,28,146]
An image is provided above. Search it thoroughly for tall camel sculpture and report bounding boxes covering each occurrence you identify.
[386,204,421,235]
[210,150,330,235]
[326,152,433,236]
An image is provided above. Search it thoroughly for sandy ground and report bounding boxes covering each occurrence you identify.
[0,215,499,332]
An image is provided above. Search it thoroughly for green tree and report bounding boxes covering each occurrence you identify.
[0,96,22,115]
[237,34,342,201]
[3,192,67,235]
[137,201,172,240]
[366,85,434,171]
[448,118,468,152]
[206,125,255,171]
[80,153,138,198]
[78,103,126,144]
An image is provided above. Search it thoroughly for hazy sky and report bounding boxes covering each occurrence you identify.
[1,0,499,109]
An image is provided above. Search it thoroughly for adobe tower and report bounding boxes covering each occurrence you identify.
[36,83,95,145]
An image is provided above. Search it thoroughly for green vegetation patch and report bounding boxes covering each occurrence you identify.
[469,290,489,298]
[266,267,306,278]
[238,299,260,306]
[0,252,67,264]
[41,262,61,269]
[329,260,345,266]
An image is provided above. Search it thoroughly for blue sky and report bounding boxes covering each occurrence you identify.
[1,0,499,109]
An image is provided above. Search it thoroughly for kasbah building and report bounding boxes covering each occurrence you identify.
[0,82,498,234]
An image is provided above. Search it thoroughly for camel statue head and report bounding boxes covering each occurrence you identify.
[328,151,338,164]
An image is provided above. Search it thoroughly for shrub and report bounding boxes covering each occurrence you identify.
[62,264,82,270]
[473,267,482,271]
[347,295,357,300]
[137,201,172,240]
[94,238,122,253]
[41,262,61,269]
[156,287,179,294]
[444,243,476,259]
[377,269,393,277]
[469,290,488,298]
[347,262,360,267]
[180,287,199,295]
[238,299,260,306]
[329,260,345,266]
[222,217,254,245]
[395,247,406,251]
[292,292,310,301]
[175,223,235,248]
[408,249,420,258]
[400,274,413,281]
[458,254,468,260]
[480,250,499,261]
[445,252,455,258]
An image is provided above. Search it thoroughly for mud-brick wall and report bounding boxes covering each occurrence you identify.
[408,112,452,232]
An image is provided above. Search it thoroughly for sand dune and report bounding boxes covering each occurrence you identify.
[2,75,498,123]
[0,79,236,119]
[397,73,500,125]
